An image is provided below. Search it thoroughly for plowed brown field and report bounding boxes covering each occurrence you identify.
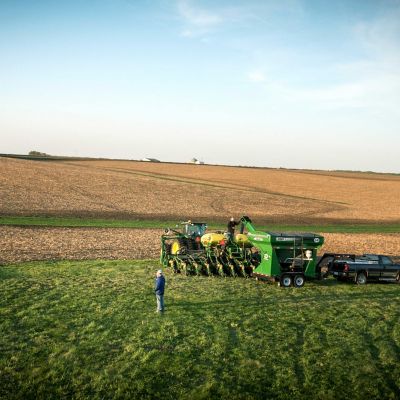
[0,226,160,264]
[1,226,399,265]
[67,159,400,222]
[1,157,400,223]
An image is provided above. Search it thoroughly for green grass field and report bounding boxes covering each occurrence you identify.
[1,260,399,399]
[1,216,400,233]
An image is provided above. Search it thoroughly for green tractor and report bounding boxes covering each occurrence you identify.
[160,221,208,275]
[160,216,325,287]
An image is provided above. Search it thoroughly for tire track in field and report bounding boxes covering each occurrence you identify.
[95,166,349,207]
[76,164,348,221]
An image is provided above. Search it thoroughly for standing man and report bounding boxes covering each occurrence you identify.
[227,217,239,242]
[154,269,165,313]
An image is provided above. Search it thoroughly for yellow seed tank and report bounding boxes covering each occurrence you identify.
[201,233,225,247]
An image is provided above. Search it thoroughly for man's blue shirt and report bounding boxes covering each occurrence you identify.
[154,275,165,295]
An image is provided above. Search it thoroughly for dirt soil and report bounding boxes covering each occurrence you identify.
[1,157,400,224]
[1,226,399,265]
[0,227,161,264]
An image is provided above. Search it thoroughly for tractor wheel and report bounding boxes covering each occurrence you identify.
[171,239,187,255]
[355,272,367,285]
[293,274,305,288]
[280,274,292,288]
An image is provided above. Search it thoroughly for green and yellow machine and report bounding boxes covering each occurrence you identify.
[160,216,324,287]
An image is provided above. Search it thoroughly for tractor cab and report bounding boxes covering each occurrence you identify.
[181,221,207,238]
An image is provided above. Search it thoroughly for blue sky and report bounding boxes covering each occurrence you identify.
[1,0,399,172]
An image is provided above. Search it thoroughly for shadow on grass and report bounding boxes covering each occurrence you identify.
[360,330,400,395]
[167,285,400,317]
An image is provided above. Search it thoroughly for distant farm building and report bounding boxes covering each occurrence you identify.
[141,158,160,162]
[190,158,204,165]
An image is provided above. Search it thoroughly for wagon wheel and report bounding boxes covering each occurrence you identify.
[280,274,292,288]
[293,274,305,288]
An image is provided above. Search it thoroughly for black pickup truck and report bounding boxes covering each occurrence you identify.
[328,254,400,284]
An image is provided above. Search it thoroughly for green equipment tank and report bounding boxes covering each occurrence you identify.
[240,216,324,287]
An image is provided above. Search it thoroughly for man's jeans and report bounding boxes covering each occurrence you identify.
[156,294,164,312]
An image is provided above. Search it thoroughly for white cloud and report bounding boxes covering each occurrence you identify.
[251,6,400,114]
[175,0,304,39]
[270,68,400,114]
[319,5,400,110]
[248,70,266,82]
[181,29,194,38]
[316,10,400,111]
[177,0,222,27]
[176,0,223,37]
